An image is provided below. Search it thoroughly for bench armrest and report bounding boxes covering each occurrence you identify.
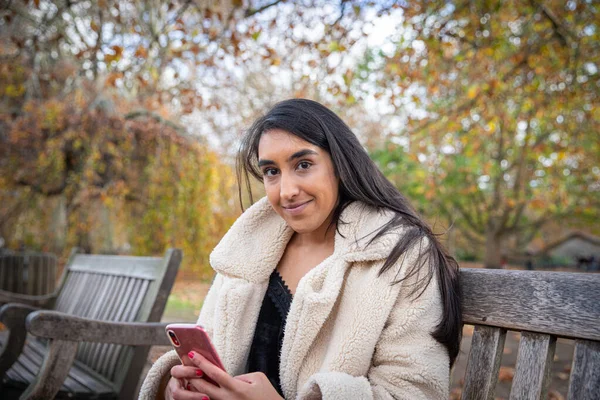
[18,311,172,400]
[25,310,172,345]
[0,303,40,378]
[0,289,56,308]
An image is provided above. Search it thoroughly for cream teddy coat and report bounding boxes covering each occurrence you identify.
[139,198,449,399]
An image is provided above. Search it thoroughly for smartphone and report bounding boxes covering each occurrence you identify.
[166,323,225,386]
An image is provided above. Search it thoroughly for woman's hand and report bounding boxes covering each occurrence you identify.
[165,364,210,400]
[185,351,284,400]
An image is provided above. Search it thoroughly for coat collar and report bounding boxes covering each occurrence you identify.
[210,197,403,282]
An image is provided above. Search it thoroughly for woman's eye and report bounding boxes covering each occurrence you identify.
[297,161,311,171]
[263,168,279,177]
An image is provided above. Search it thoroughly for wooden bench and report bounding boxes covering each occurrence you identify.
[460,268,600,400]
[0,248,181,400]
[0,251,58,297]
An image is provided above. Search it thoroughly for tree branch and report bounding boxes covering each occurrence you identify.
[124,110,186,133]
[503,210,553,235]
[331,0,350,27]
[14,177,67,197]
[245,0,285,17]
[450,199,486,235]
[532,0,577,46]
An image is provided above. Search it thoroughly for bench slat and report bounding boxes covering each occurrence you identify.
[49,256,57,295]
[38,257,45,295]
[97,278,138,377]
[83,275,128,370]
[79,275,117,365]
[103,278,147,377]
[74,274,121,370]
[70,255,161,279]
[11,256,20,293]
[27,337,116,394]
[0,253,58,297]
[31,259,38,296]
[509,332,556,400]
[23,339,89,393]
[73,273,100,317]
[567,339,600,400]
[17,257,25,293]
[6,355,35,384]
[462,269,600,341]
[461,325,506,400]
[32,340,114,393]
[105,279,149,380]
[95,277,136,376]
[29,339,115,394]
[7,256,19,292]
[56,272,84,313]
[0,256,5,290]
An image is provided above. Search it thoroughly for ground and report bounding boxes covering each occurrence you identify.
[144,263,582,399]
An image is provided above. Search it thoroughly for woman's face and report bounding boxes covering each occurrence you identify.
[257,129,339,235]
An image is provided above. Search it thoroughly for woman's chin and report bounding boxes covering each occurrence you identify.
[287,221,316,235]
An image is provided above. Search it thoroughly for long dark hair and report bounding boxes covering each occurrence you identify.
[237,99,462,366]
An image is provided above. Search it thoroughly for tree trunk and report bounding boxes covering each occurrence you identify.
[50,194,67,253]
[484,227,503,269]
[447,224,456,257]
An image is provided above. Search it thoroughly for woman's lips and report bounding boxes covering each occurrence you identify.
[282,200,312,216]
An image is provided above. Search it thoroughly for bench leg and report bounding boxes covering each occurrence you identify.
[20,339,78,400]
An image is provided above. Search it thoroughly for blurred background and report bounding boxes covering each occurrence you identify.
[0,1,598,397]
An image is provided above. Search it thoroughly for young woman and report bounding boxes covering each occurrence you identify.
[140,99,462,400]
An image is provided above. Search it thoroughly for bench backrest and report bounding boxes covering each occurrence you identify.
[52,249,181,395]
[460,268,600,400]
[0,251,58,296]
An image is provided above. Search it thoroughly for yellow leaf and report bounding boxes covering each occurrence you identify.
[467,86,478,99]
[111,45,123,56]
[134,46,148,58]
[530,199,546,209]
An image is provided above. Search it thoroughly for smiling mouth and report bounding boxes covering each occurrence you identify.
[282,200,313,214]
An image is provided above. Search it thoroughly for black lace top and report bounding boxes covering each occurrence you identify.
[247,270,293,397]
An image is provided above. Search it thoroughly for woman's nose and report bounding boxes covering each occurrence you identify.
[279,173,300,199]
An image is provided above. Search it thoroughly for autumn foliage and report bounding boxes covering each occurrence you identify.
[1,0,598,271]
[369,1,600,266]
[0,70,236,278]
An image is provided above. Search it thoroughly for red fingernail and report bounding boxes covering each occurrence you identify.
[186,383,191,390]
[201,397,209,400]
[188,351,194,359]
[195,369,203,377]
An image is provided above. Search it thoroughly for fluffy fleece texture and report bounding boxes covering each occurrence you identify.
[139,198,449,399]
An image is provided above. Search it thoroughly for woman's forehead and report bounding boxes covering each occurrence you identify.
[258,129,320,155]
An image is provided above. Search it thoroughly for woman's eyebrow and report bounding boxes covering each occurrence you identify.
[287,149,318,162]
[258,159,274,167]
[258,149,318,167]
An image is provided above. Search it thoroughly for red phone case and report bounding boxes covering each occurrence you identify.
[166,323,225,383]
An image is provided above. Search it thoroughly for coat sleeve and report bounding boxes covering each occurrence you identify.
[138,350,180,400]
[298,248,450,400]
[138,274,225,400]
